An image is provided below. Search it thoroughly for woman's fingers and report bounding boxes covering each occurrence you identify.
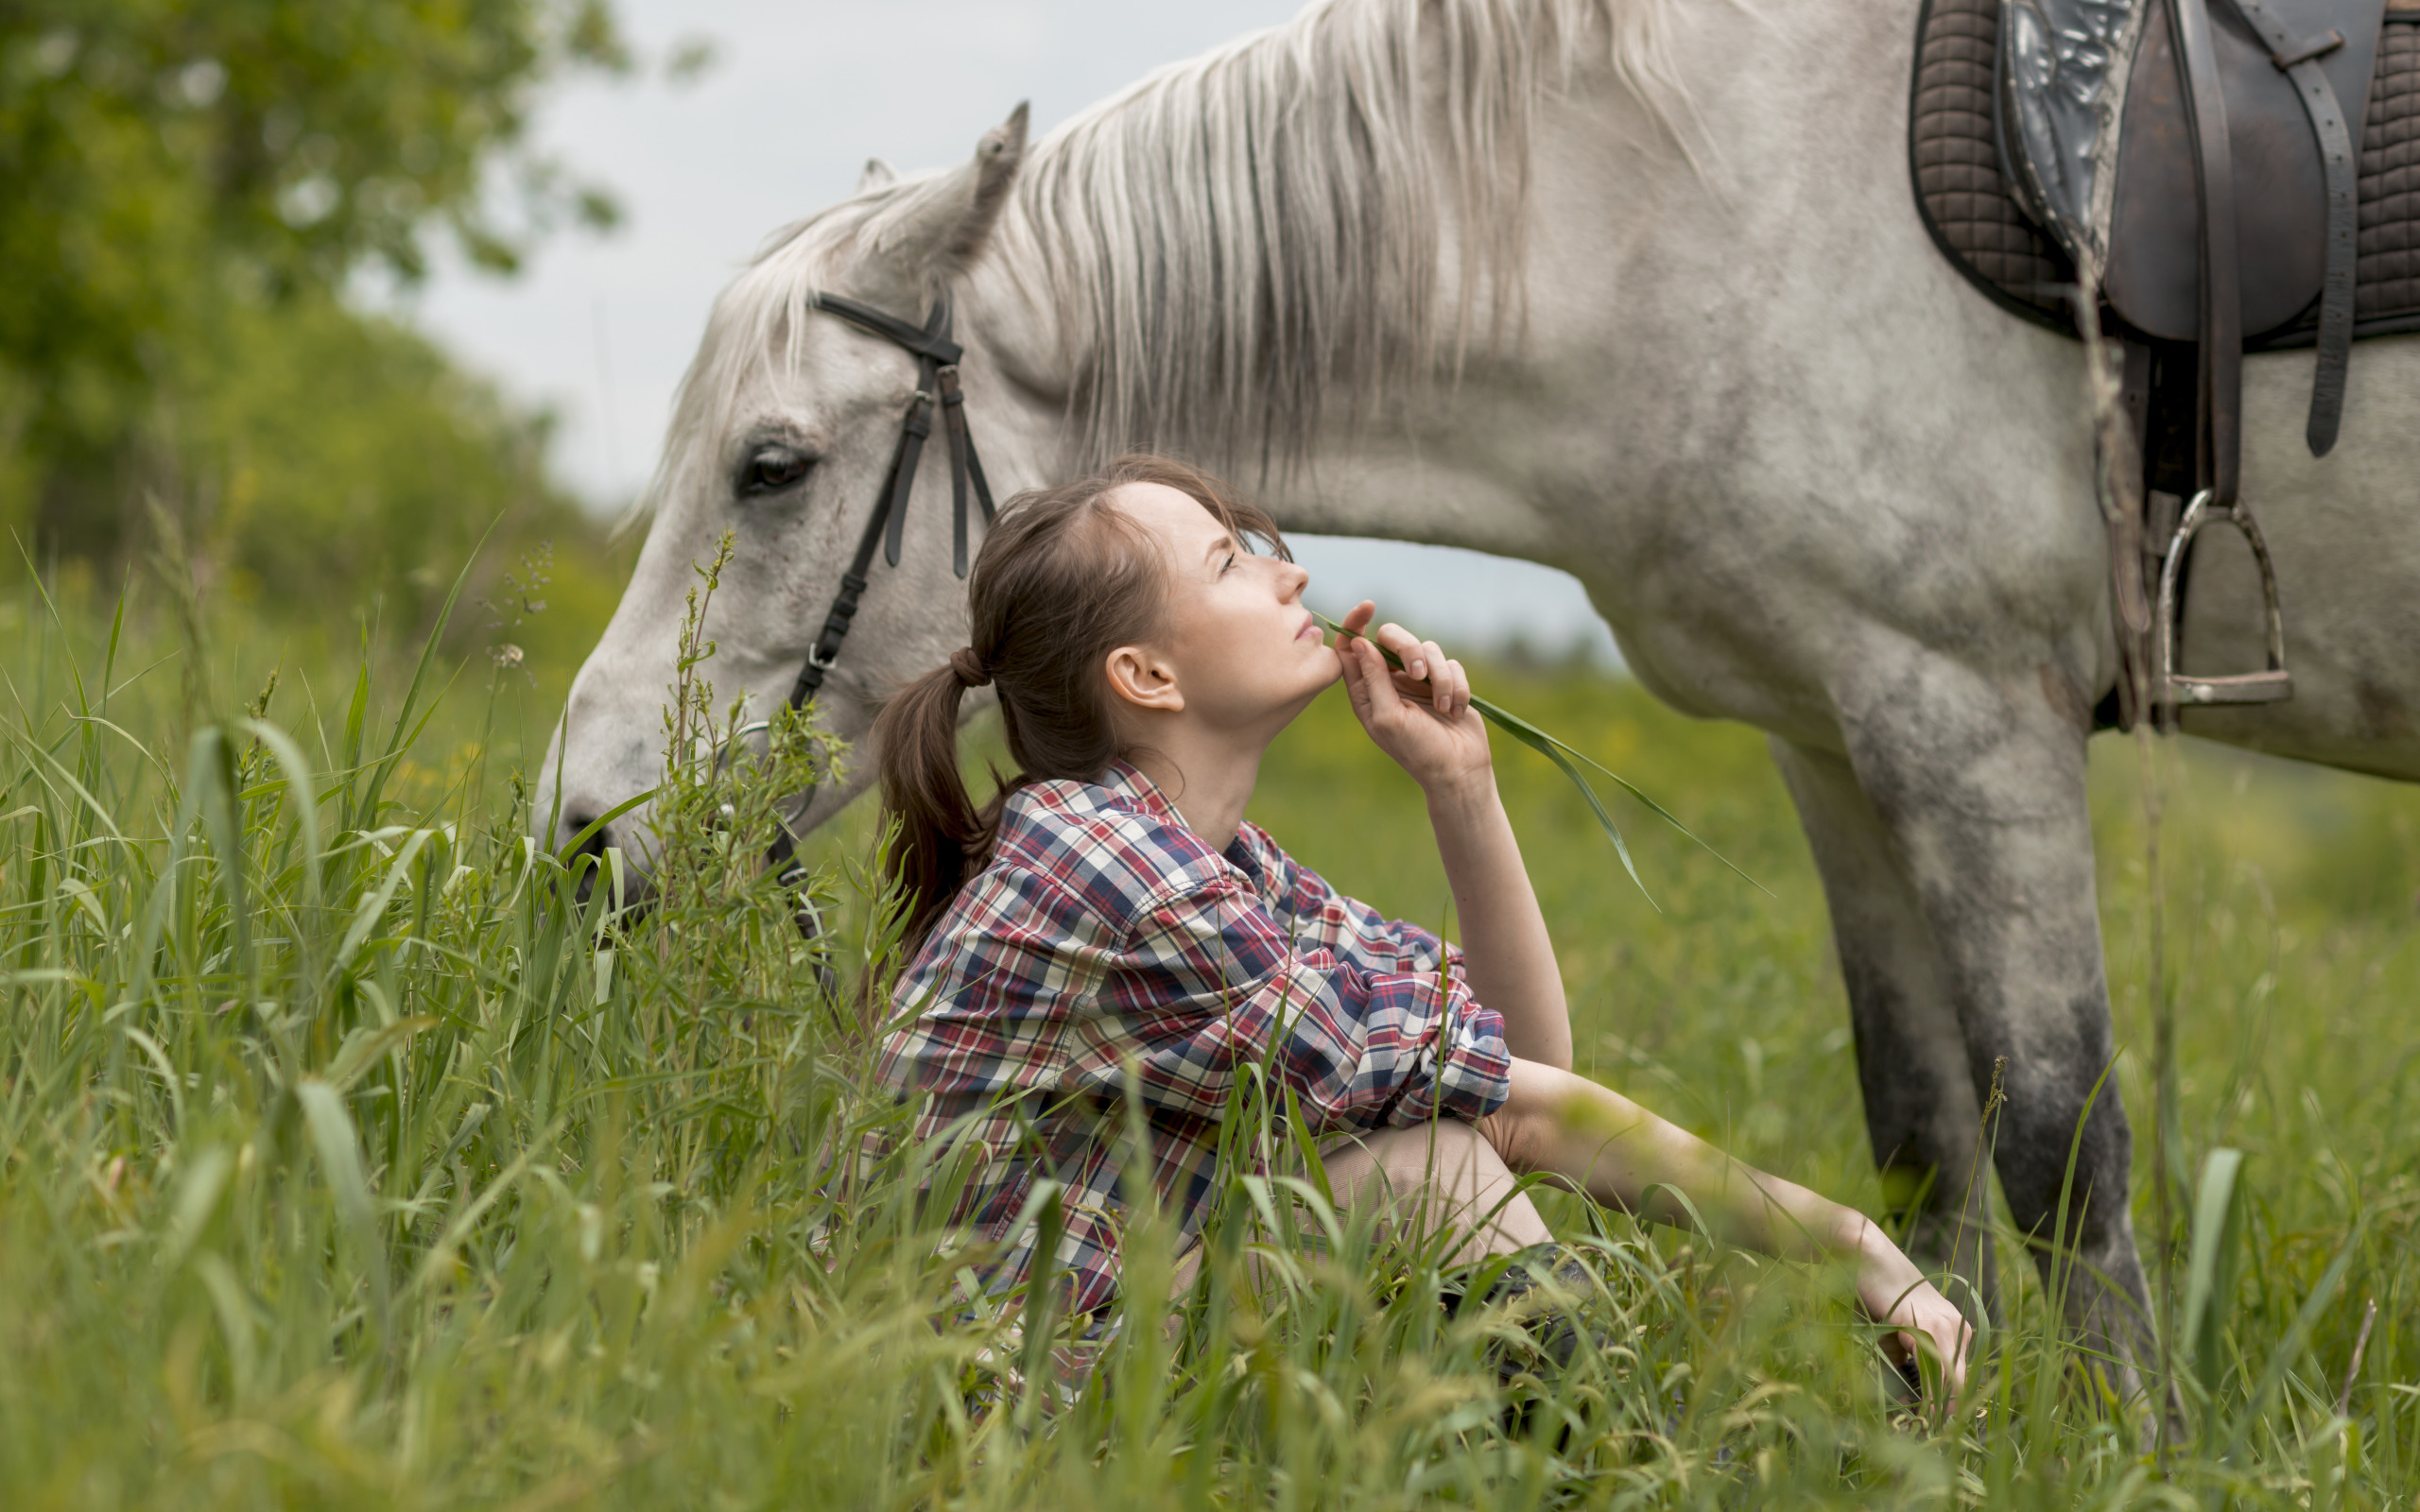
[1407,640,1444,707]
[1340,600,1377,639]
[1372,628,1465,712]
[1347,617,1480,725]
[1858,1256,1971,1407]
[1373,621,1428,682]
[1356,637,1405,720]
[1427,645,1465,717]
[1339,628,1369,705]
[1341,635,1388,727]
[1893,1291,1972,1404]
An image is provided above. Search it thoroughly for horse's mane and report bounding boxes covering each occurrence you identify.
[653,0,1679,518]
[1015,0,1681,472]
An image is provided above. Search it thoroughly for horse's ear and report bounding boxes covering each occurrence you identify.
[869,103,1028,280]
[856,157,896,194]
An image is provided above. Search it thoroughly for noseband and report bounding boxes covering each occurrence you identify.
[764,290,996,877]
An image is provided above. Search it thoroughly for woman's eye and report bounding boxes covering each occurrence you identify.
[738,448,813,497]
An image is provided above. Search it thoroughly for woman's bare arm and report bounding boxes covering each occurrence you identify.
[1336,608,1571,1070]
[1334,610,1966,1395]
[1423,772,1572,1070]
[1478,1058,1972,1396]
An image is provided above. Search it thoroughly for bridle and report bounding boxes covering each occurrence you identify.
[762,290,997,880]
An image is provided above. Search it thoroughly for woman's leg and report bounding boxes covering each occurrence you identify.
[1169,1119,1550,1297]
[1317,1120,1553,1264]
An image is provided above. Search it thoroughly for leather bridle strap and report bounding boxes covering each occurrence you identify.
[2221,0,2361,455]
[781,293,996,713]
[764,290,997,878]
[2170,0,2244,506]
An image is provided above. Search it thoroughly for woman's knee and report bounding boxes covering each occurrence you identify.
[1474,1102,1546,1174]
[1326,1121,1501,1207]
[1322,1120,1550,1257]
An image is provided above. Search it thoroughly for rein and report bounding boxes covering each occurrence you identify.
[764,290,997,882]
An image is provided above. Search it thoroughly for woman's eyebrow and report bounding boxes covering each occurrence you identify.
[1201,532,1238,563]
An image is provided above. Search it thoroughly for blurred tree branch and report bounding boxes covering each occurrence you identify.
[1,0,634,582]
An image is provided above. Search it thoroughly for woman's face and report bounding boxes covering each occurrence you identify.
[1108,481,1340,738]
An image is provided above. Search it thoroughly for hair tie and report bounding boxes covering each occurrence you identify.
[948,647,992,689]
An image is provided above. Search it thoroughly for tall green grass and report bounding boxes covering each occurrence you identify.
[3,569,2415,1509]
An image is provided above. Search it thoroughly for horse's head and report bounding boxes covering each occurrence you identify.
[537,105,1052,874]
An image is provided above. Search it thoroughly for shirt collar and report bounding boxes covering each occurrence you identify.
[1101,758,1266,882]
[1098,757,1180,821]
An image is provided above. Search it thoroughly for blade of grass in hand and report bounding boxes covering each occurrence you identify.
[1313,610,1769,906]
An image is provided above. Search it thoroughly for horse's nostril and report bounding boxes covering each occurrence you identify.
[561,811,611,860]
[559,812,614,907]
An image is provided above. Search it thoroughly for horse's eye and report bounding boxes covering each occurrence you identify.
[738,446,813,497]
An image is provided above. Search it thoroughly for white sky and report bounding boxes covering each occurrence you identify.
[397,0,1619,661]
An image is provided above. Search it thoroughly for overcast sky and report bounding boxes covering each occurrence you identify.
[396,0,1619,661]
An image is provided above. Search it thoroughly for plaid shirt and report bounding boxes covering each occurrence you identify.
[878,760,1512,1320]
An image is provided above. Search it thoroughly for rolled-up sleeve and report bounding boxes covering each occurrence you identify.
[1073,869,1512,1133]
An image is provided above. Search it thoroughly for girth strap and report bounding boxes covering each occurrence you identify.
[2222,0,2362,455]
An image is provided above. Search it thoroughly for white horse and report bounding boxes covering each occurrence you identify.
[540,0,2420,1389]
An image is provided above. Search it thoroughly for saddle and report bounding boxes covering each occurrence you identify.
[1911,0,2420,726]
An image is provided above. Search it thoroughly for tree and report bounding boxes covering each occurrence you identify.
[0,0,628,576]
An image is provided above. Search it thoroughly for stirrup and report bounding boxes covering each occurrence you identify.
[2153,490,2292,711]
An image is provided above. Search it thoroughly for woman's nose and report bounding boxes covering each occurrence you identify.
[1280,559,1309,600]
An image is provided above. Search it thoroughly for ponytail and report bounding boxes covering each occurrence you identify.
[873,662,995,950]
[874,455,1288,953]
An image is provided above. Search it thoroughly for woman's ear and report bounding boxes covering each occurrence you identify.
[1104,644,1184,714]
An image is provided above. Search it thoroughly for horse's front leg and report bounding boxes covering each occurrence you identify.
[1769,736,1996,1315]
[1822,649,2156,1401]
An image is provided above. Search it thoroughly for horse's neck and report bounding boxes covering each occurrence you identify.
[965,0,1923,559]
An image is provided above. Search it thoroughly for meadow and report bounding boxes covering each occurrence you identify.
[3,561,2416,1510]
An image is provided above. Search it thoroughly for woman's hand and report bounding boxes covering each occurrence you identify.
[1335,600,1491,795]
[1848,1222,1974,1406]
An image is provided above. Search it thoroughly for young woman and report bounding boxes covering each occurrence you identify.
[874,455,1970,1394]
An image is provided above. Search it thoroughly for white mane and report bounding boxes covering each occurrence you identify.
[648,0,1681,518]
[1014,0,1682,471]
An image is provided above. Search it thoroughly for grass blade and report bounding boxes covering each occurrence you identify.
[2181,1146,2246,1413]
[2223,1215,2364,1462]
[297,1077,392,1349]
[353,520,498,832]
[1312,610,1765,904]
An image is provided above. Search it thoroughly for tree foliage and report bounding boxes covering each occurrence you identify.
[145,289,630,655]
[0,0,631,614]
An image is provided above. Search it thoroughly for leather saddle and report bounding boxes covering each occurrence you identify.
[1913,0,2420,725]
[2006,0,2390,458]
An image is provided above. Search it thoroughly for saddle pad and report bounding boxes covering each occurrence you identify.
[1910,1,2420,337]
[2361,22,2420,317]
[1910,0,2080,330]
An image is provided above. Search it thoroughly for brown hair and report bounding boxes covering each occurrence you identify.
[873,455,1288,950]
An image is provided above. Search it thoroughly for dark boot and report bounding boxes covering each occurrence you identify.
[1442,1243,1602,1381]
